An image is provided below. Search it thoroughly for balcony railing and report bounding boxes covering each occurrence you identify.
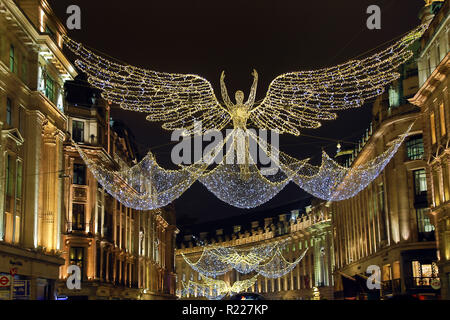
[65,222,93,233]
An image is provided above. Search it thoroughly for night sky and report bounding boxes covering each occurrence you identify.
[48,0,425,225]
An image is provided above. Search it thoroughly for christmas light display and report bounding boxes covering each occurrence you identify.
[250,125,413,201]
[72,132,231,210]
[179,275,259,300]
[255,248,308,279]
[182,239,290,277]
[198,131,308,208]
[63,24,427,136]
[180,241,308,299]
[66,24,426,210]
[73,123,412,210]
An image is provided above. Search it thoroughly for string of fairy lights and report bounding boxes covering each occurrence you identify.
[61,23,429,300]
[74,123,413,210]
[178,274,259,300]
[179,239,308,300]
[63,24,427,136]
[182,239,290,277]
[64,23,427,210]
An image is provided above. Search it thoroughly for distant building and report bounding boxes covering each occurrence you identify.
[0,0,76,300]
[410,0,450,300]
[56,79,178,300]
[176,200,334,300]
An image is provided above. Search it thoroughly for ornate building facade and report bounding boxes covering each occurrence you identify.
[176,202,334,300]
[0,0,178,300]
[56,83,178,300]
[410,0,450,300]
[332,4,443,298]
[0,0,76,300]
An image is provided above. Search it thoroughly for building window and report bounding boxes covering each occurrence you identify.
[4,155,14,243]
[430,112,437,145]
[69,247,84,280]
[389,86,400,108]
[73,164,87,185]
[6,98,12,126]
[72,120,85,143]
[406,136,424,160]
[9,45,15,73]
[413,169,427,197]
[439,103,446,137]
[5,155,13,199]
[411,261,439,286]
[416,208,435,242]
[72,203,85,231]
[16,161,22,200]
[45,75,55,102]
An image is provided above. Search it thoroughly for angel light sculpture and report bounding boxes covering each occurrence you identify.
[64,24,427,210]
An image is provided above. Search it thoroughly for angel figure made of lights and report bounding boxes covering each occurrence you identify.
[64,24,427,210]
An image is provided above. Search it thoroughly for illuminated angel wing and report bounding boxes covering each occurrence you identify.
[63,36,232,135]
[249,24,428,136]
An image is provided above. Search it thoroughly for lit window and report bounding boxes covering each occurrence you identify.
[72,120,85,143]
[411,261,439,286]
[6,98,12,126]
[73,164,87,185]
[416,208,435,242]
[45,75,55,102]
[406,136,424,160]
[389,86,400,108]
[9,45,15,73]
[6,155,13,198]
[69,247,84,279]
[413,169,427,196]
[430,112,437,144]
[439,103,446,137]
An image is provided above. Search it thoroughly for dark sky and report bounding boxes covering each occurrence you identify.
[48,0,425,225]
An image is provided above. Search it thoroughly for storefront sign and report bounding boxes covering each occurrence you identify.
[0,276,11,288]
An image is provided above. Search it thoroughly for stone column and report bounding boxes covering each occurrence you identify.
[39,121,58,250]
[23,110,45,249]
[55,130,65,250]
[396,145,411,242]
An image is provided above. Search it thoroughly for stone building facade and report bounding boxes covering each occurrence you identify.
[56,83,178,300]
[0,0,76,300]
[410,0,450,299]
[176,202,334,300]
[332,3,444,298]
